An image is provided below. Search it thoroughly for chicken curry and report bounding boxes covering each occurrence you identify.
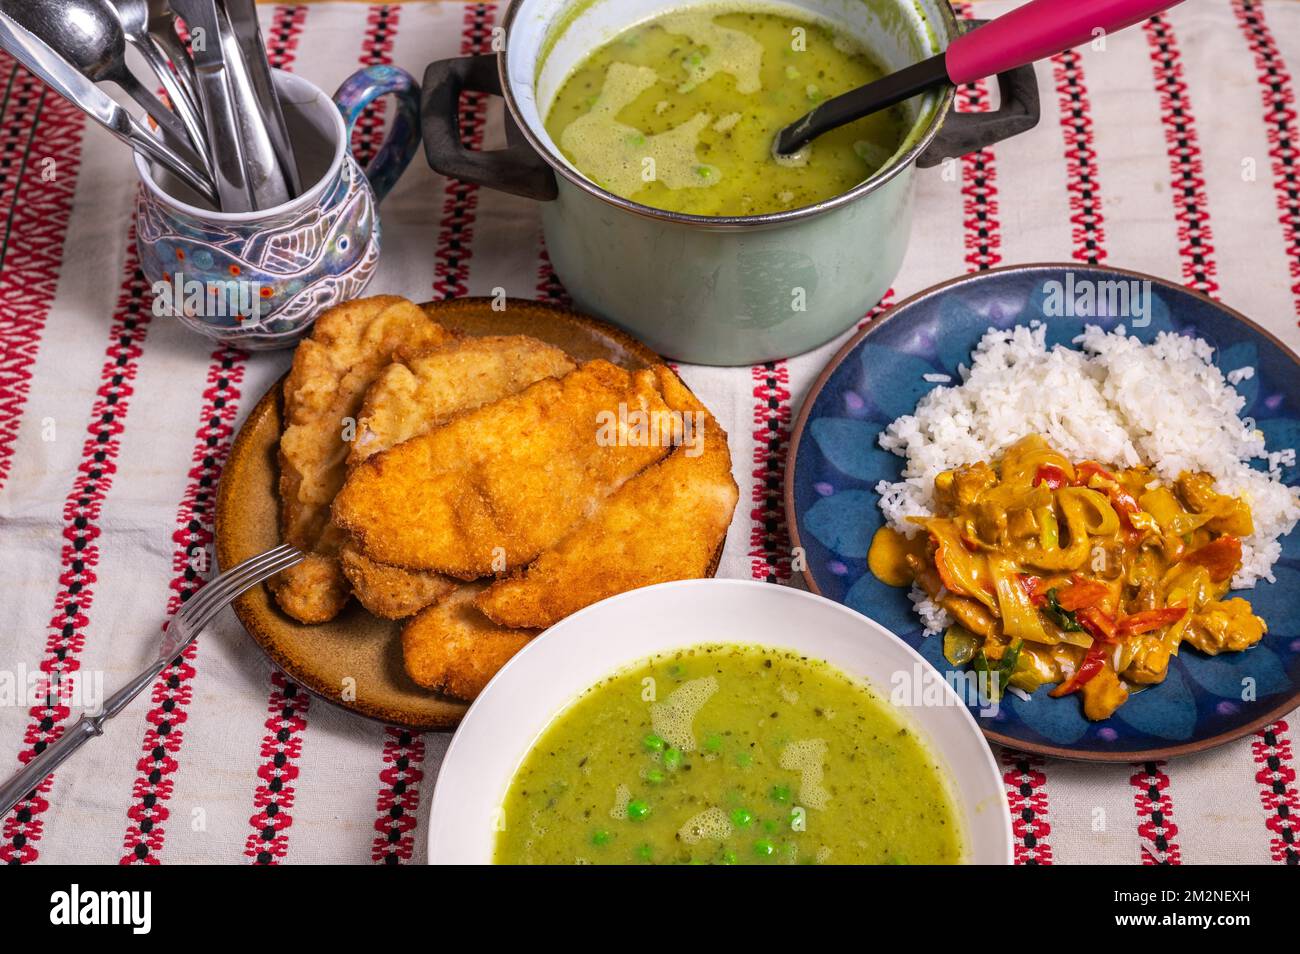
[869,435,1267,720]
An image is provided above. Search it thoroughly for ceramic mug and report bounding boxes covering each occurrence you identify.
[135,66,421,350]
[422,0,1039,366]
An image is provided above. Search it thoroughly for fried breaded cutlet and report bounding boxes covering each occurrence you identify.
[333,360,674,579]
[475,368,738,629]
[338,539,456,620]
[347,335,576,467]
[268,553,353,625]
[269,296,448,623]
[338,335,577,618]
[401,584,537,700]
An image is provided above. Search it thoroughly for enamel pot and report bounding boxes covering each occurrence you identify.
[421,0,1039,366]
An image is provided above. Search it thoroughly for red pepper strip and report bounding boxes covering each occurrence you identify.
[1075,461,1140,513]
[1116,606,1188,638]
[1018,573,1046,607]
[1050,642,1108,697]
[1034,464,1069,490]
[930,533,959,594]
[1056,578,1109,612]
[1075,461,1117,485]
[1076,605,1118,641]
[1077,464,1148,541]
[1183,536,1242,583]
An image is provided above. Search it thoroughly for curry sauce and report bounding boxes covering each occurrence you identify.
[870,435,1267,720]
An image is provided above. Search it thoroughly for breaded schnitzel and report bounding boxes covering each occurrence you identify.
[475,368,737,628]
[269,296,448,623]
[268,552,353,625]
[333,360,674,578]
[339,335,576,618]
[347,335,575,467]
[338,540,456,620]
[401,583,536,700]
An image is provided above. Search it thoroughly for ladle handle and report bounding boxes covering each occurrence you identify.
[947,0,1185,85]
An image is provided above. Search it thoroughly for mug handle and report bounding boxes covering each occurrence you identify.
[421,54,558,201]
[916,20,1041,169]
[333,64,423,202]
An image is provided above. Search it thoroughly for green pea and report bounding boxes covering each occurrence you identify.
[735,752,753,768]
[642,732,665,752]
[704,734,722,753]
[626,799,650,821]
[644,767,665,785]
[770,784,791,803]
[753,839,776,858]
[730,808,753,828]
[591,829,611,847]
[635,843,653,862]
[663,747,682,771]
[720,851,737,865]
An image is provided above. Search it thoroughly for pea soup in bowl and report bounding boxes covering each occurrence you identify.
[426,579,1013,865]
[421,0,1040,364]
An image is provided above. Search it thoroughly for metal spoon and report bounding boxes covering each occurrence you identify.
[0,0,205,172]
[113,0,211,177]
[0,9,216,202]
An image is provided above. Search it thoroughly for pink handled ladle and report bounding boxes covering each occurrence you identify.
[774,0,1185,156]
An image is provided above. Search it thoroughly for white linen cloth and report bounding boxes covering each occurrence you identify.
[0,0,1297,864]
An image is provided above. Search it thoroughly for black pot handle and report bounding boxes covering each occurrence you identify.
[420,54,558,201]
[916,20,1041,169]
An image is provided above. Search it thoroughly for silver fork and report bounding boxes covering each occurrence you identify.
[0,543,303,819]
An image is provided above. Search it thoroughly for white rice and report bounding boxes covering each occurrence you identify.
[876,323,1300,632]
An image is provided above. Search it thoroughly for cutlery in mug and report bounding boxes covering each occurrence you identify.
[0,9,217,202]
[223,0,301,195]
[115,0,212,175]
[169,0,256,210]
[0,0,206,171]
[215,0,290,208]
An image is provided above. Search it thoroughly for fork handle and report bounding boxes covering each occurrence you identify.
[0,657,167,819]
[0,715,103,819]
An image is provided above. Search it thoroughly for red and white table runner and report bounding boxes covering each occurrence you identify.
[1,0,1297,864]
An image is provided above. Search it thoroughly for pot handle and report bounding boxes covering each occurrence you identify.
[421,54,558,201]
[916,20,1041,169]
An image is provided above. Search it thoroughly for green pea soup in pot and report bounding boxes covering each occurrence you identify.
[494,644,964,865]
[543,5,908,216]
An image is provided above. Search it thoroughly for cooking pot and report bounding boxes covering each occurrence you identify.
[421,0,1039,365]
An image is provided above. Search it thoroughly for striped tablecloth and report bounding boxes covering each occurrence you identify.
[1,0,1298,865]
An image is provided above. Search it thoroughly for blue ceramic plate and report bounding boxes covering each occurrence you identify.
[787,265,1300,760]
